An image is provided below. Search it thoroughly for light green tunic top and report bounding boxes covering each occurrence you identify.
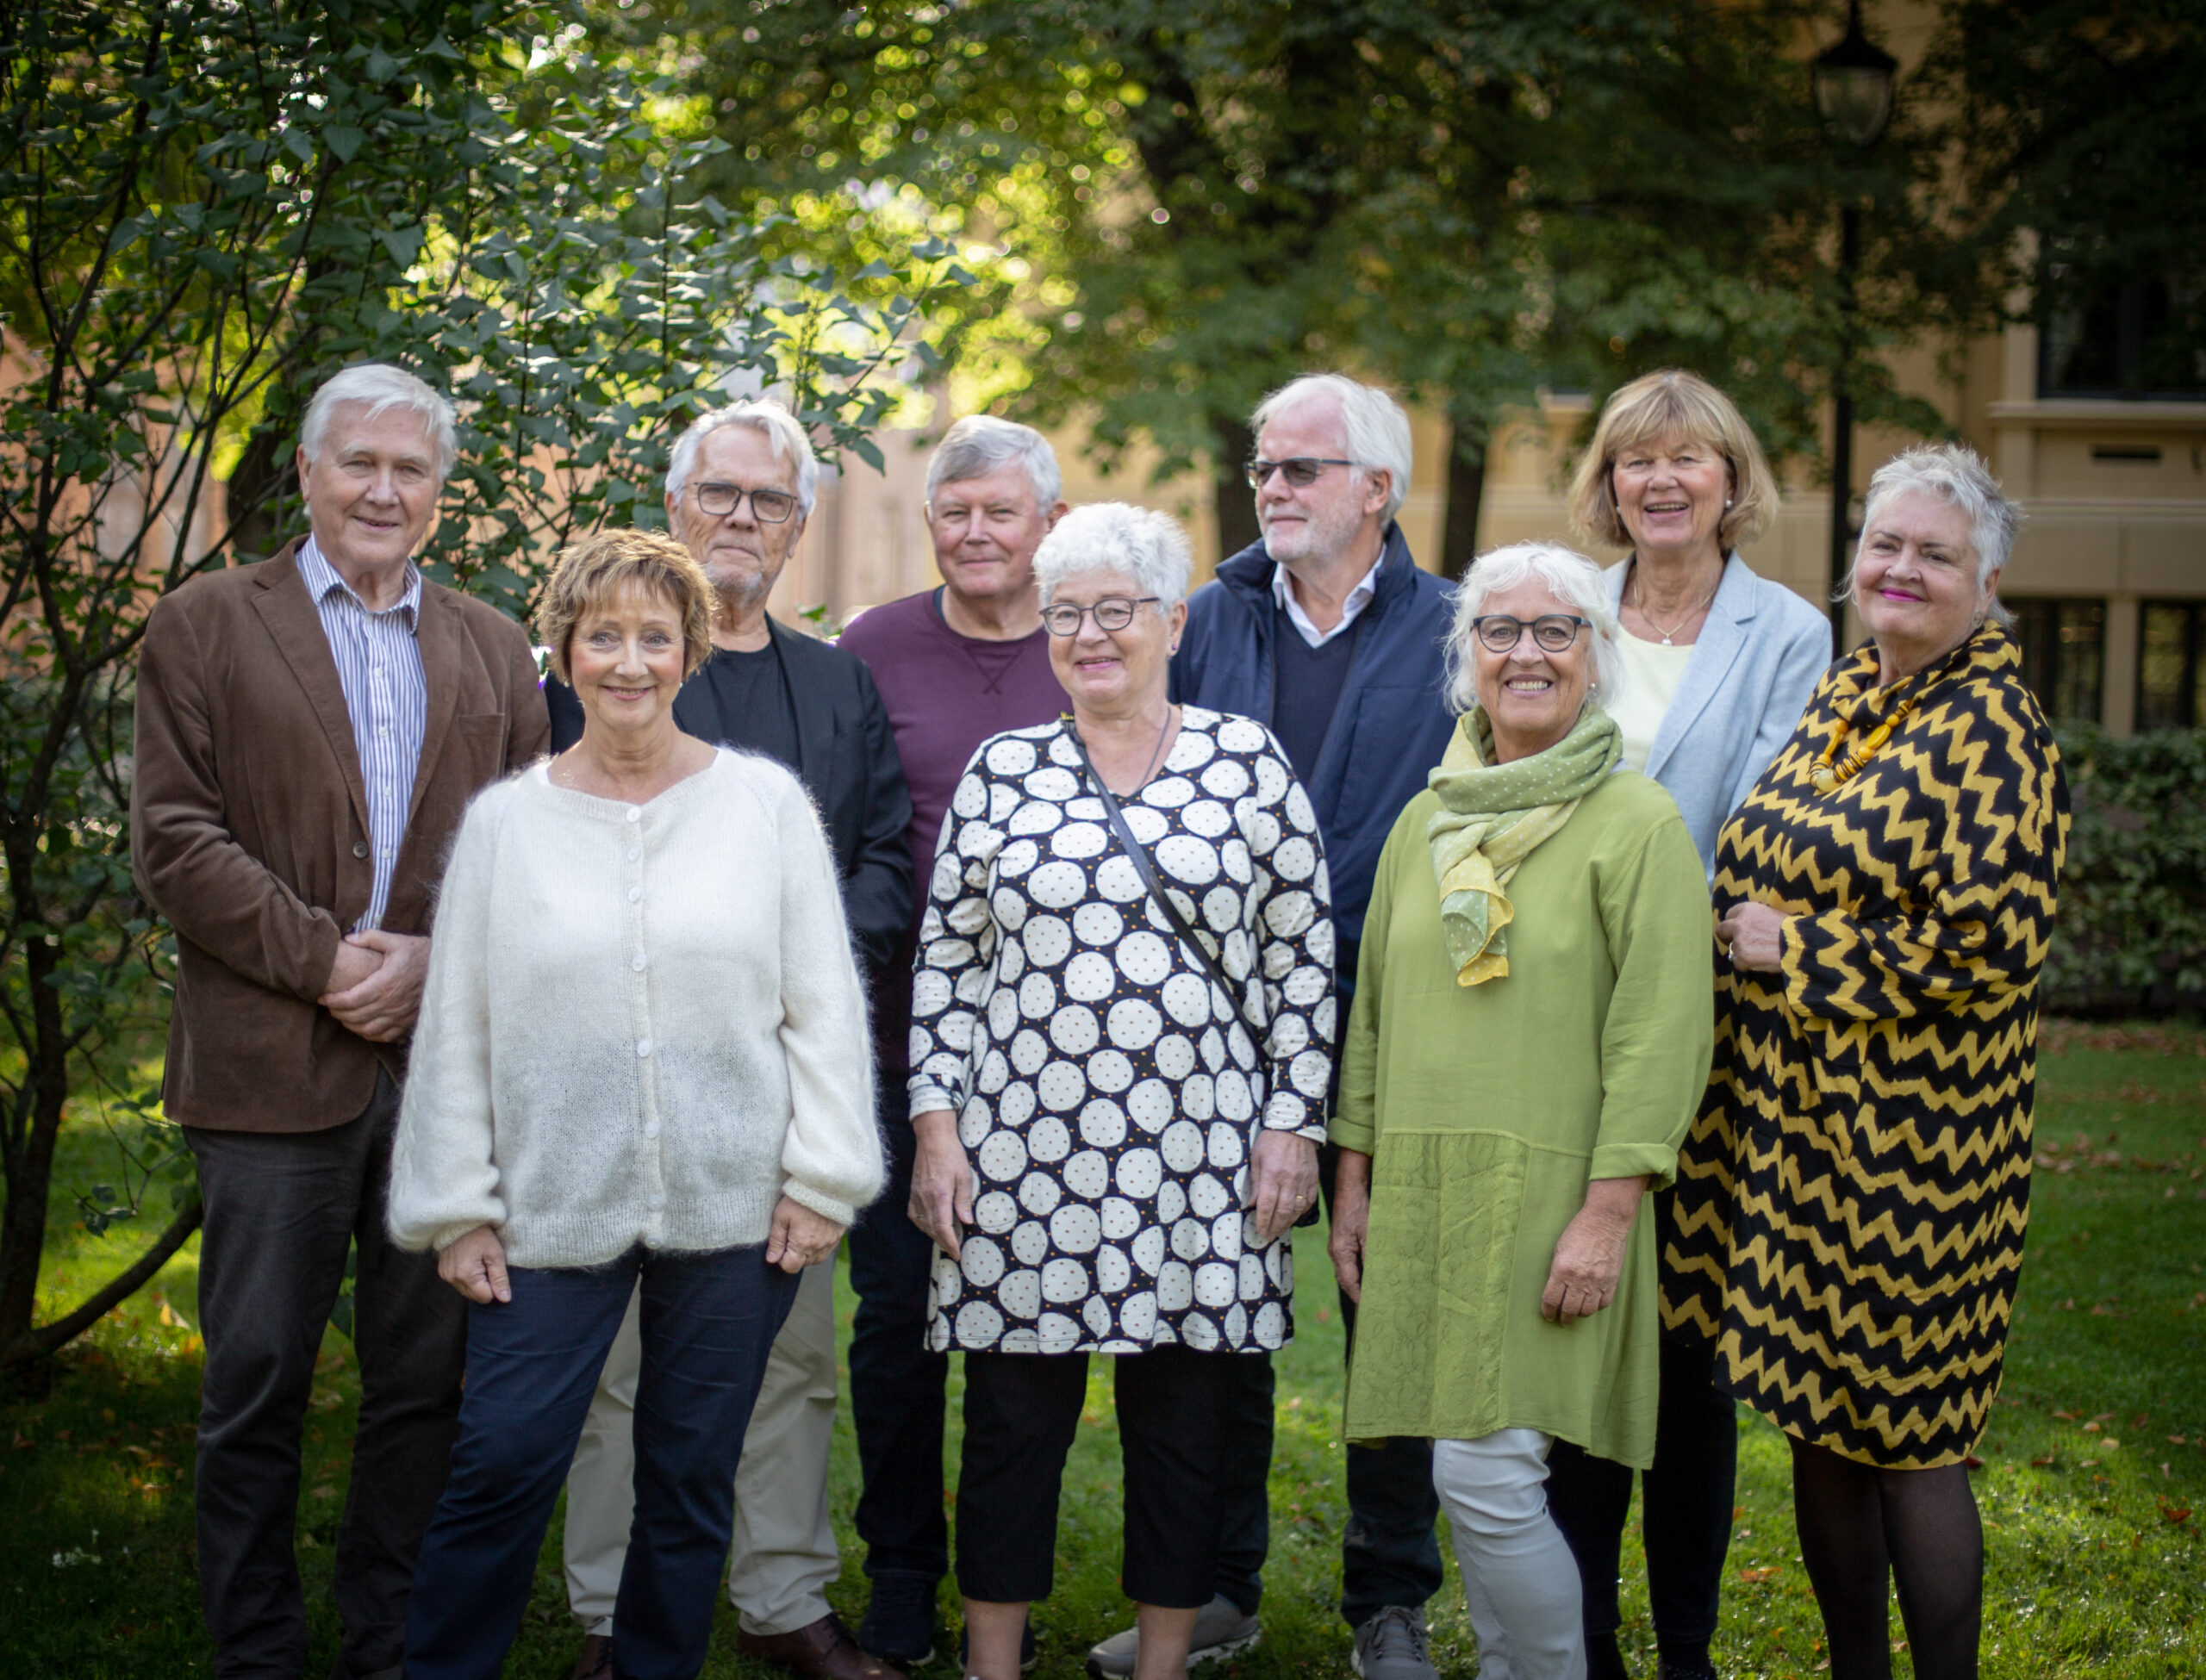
[1332,770,1714,1466]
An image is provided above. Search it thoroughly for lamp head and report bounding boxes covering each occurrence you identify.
[1813,0,1898,147]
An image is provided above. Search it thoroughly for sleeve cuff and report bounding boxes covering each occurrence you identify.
[907,1079,957,1121]
[1327,1117,1376,1154]
[1588,1142,1685,1188]
[780,1179,858,1229]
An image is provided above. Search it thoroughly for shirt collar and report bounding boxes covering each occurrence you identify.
[298,534,421,628]
[1270,549,1387,647]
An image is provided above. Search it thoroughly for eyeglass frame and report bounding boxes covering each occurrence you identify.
[1469,613,1593,654]
[689,480,800,524]
[1040,596,1163,636]
[1244,457,1357,491]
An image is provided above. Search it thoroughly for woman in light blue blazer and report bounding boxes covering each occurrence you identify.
[1543,369,1829,1680]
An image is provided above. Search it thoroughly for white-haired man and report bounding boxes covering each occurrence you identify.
[551,398,913,1680]
[132,362,549,1680]
[835,414,1070,1666]
[1084,375,1457,1680]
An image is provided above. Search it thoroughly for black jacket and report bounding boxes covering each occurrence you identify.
[548,615,913,980]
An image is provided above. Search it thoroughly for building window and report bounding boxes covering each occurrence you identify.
[2040,270,2206,400]
[2138,602,2206,731]
[2007,599,2105,725]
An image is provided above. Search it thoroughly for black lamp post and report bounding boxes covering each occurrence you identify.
[1814,0,1897,656]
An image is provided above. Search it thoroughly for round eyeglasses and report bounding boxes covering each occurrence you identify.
[1041,597,1161,636]
[1470,613,1592,653]
[692,481,798,524]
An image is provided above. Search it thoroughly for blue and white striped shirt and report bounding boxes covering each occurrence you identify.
[298,537,428,931]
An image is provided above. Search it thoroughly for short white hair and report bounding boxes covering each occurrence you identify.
[665,398,819,517]
[1857,442,2023,589]
[301,363,457,481]
[1032,503,1192,613]
[926,415,1062,511]
[1444,541,1624,715]
[1251,373,1414,524]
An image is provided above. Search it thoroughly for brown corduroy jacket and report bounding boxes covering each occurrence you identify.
[130,541,550,1132]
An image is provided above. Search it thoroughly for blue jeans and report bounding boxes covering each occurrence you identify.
[1215,1116,1445,1628]
[403,1243,798,1680]
[847,1100,952,1585]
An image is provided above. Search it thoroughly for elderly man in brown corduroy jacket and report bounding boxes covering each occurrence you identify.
[131,360,547,1680]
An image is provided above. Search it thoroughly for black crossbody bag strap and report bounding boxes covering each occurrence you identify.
[1067,730,1239,1005]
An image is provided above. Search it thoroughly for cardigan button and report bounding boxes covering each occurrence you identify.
[352,841,370,859]
[625,806,642,823]
[647,1192,664,1210]
[635,1038,651,1058]
[644,1122,660,1140]
[632,954,646,973]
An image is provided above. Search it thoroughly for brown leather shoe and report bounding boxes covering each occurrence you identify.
[570,1632,614,1680]
[738,1613,906,1680]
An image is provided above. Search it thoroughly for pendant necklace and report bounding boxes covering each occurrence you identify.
[1630,563,1721,646]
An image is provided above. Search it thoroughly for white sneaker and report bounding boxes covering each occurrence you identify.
[1083,1596,1262,1677]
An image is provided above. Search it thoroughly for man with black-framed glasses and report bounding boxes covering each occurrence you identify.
[546,397,912,1680]
[1093,374,1456,1680]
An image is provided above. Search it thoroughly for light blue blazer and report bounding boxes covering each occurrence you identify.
[1604,552,1833,876]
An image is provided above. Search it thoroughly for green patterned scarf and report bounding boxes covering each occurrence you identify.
[1425,706,1622,985]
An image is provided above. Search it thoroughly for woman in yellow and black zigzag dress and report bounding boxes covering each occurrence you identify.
[1664,444,2068,1680]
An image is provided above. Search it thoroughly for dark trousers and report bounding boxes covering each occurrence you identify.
[1215,1138,1444,1629]
[403,1242,797,1680]
[1545,1334,1738,1658]
[957,1347,1243,1610]
[190,1070,465,1680]
[848,1100,950,1584]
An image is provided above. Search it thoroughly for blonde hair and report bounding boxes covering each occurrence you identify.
[533,528,716,684]
[1567,370,1778,551]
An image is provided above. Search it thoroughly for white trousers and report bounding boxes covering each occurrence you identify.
[563,1259,841,1637]
[1431,1431,1586,1680]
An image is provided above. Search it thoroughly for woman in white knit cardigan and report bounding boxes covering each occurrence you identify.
[388,529,883,1680]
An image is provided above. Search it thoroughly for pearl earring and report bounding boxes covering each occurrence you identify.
[1725,497,1734,507]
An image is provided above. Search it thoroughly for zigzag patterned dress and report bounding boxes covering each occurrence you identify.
[1662,622,2069,1468]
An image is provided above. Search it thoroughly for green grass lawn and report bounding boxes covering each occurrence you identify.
[3,1024,2202,1677]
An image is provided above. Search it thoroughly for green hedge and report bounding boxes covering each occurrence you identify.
[2044,726,2206,1014]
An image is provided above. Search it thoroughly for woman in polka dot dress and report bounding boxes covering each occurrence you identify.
[907,503,1335,1680]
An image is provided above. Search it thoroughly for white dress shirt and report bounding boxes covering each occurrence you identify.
[1271,551,1387,648]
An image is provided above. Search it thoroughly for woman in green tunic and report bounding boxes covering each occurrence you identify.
[1329,543,1714,1680]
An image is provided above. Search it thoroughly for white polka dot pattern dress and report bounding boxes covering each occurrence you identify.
[907,707,1337,1355]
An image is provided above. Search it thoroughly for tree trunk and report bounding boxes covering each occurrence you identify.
[1212,415,1260,563]
[0,937,71,1359]
[1440,420,1489,582]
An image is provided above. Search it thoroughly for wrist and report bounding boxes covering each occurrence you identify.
[912,1109,960,1144]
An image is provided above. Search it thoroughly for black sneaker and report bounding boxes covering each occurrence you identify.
[859,1571,939,1667]
[957,1616,1039,1674]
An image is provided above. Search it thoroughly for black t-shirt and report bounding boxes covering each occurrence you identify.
[546,640,801,774]
[676,643,801,770]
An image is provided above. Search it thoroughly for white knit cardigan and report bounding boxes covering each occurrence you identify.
[387,750,883,1267]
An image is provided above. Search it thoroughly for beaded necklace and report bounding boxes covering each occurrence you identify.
[1809,688,1923,794]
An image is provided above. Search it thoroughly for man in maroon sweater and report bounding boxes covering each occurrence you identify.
[836,417,1068,1666]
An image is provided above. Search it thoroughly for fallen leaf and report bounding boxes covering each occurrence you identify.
[2084,1421,2103,1433]
[2054,1409,2079,1421]
[2135,1414,2151,1428]
[2169,1434,2188,1446]
[311,1484,336,1500]
[2058,1298,2077,1311]
[2091,1303,2128,1318]
[2031,1454,2057,1467]
[1738,1565,1782,1584]
[2093,1412,2118,1422]
[2159,1496,2191,1525]
[1964,1453,1986,1471]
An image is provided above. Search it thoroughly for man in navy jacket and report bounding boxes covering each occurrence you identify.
[1086,375,1457,1680]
